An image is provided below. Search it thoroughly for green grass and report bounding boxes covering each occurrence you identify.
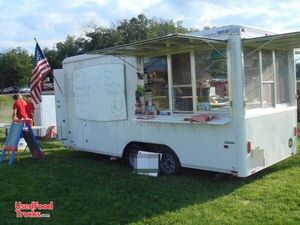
[0,138,299,225]
[0,95,299,224]
[0,95,14,105]
[0,95,13,123]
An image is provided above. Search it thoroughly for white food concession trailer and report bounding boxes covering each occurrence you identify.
[54,25,299,177]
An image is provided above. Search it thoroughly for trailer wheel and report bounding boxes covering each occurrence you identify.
[125,144,143,168]
[159,147,180,175]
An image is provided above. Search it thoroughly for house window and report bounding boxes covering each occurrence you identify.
[171,53,193,112]
[195,48,229,111]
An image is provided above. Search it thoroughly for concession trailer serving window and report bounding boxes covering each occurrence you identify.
[89,30,300,122]
[242,31,300,115]
[243,48,289,109]
[91,34,230,116]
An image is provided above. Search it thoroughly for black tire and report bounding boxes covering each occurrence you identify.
[159,146,180,175]
[124,144,143,168]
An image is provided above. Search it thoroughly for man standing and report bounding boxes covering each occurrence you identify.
[12,94,28,120]
[25,96,35,121]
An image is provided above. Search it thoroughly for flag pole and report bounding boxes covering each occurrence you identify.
[50,71,64,96]
[33,37,64,96]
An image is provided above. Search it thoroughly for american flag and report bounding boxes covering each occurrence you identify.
[30,42,51,104]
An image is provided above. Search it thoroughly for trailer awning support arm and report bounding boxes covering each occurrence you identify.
[245,37,276,58]
[293,57,300,63]
[115,55,138,71]
[205,41,227,59]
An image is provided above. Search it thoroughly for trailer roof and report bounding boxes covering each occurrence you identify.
[88,34,227,57]
[243,31,300,50]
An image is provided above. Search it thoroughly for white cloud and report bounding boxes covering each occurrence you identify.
[1,0,300,53]
[63,0,108,8]
[116,0,162,14]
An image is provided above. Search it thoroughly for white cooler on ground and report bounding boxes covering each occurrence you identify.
[136,151,161,177]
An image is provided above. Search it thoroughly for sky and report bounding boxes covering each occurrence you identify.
[1,0,300,54]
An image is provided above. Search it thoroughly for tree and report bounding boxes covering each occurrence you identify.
[81,14,199,52]
[147,18,193,39]
[83,27,123,52]
[42,14,199,69]
[56,35,82,61]
[43,47,60,69]
[0,48,33,88]
[43,35,83,69]
[116,14,149,43]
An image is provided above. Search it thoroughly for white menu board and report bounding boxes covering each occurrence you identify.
[73,64,127,121]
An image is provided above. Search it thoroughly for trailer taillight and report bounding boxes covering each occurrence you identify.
[247,141,252,153]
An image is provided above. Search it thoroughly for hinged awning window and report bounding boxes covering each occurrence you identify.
[88,34,227,57]
[243,31,300,50]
